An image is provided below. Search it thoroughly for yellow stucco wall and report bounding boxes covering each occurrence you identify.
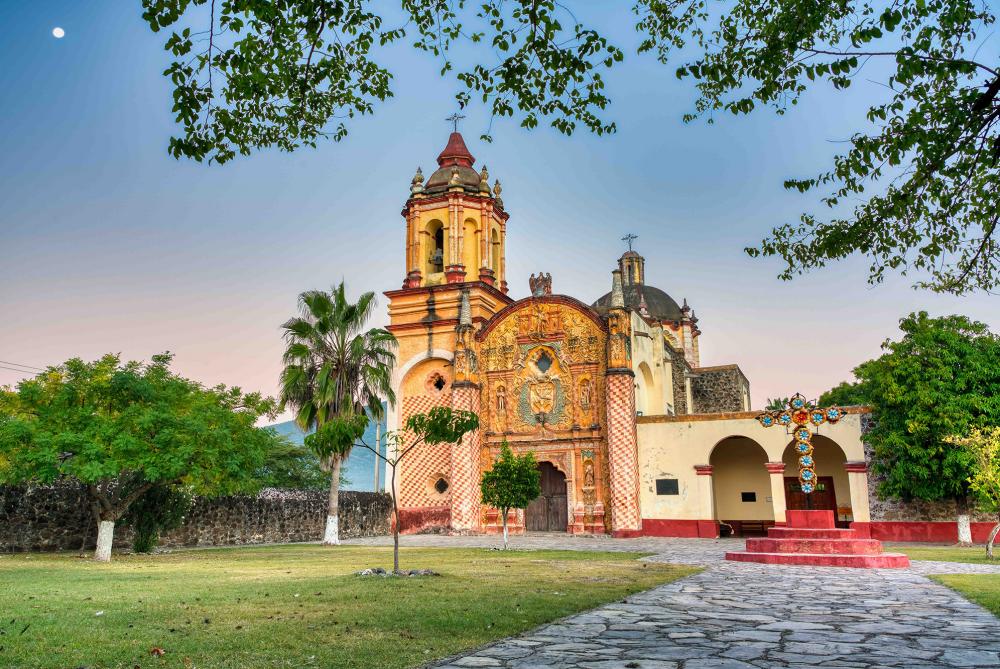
[636,412,867,520]
[711,437,772,520]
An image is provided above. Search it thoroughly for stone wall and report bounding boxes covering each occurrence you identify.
[690,365,747,414]
[668,347,689,415]
[0,485,391,553]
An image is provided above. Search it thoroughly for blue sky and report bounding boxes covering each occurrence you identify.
[1,2,996,416]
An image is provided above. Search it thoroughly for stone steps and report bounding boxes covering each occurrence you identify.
[747,537,885,555]
[766,527,860,540]
[725,550,911,568]
[725,510,910,569]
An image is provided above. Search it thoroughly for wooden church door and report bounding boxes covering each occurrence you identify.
[525,462,568,531]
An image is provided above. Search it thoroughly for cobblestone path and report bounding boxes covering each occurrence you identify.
[346,534,1000,668]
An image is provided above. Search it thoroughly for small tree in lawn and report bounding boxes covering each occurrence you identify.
[480,442,541,550]
[0,353,280,561]
[951,427,1000,559]
[349,406,478,573]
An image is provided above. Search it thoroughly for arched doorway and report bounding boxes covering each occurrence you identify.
[710,436,772,536]
[782,435,849,523]
[525,462,568,531]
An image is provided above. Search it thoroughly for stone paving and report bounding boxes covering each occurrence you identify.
[345,534,1000,668]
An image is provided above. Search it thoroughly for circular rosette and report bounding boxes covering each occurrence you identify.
[824,407,844,423]
[778,412,792,426]
[790,394,807,410]
[799,466,817,492]
[758,413,776,428]
[799,455,814,468]
[792,409,811,425]
[796,442,812,454]
[801,481,815,494]
[810,410,826,426]
[794,427,812,443]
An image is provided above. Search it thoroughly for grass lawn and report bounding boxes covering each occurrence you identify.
[0,545,696,669]
[932,574,1000,616]
[886,543,998,565]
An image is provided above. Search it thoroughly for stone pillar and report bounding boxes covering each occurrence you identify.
[605,370,642,537]
[844,461,871,523]
[694,464,715,521]
[449,381,482,531]
[765,461,788,524]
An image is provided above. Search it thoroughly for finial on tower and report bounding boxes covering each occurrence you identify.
[479,165,490,194]
[610,270,625,308]
[411,166,424,195]
[622,233,639,253]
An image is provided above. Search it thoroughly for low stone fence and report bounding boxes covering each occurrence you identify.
[0,485,391,552]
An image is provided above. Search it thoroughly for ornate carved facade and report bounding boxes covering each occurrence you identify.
[386,131,758,538]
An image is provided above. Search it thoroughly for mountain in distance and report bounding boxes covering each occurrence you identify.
[267,407,387,492]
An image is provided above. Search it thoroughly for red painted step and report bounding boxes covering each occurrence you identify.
[725,550,910,568]
[746,537,884,555]
[766,527,860,540]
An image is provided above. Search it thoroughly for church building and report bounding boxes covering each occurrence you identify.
[383,132,903,540]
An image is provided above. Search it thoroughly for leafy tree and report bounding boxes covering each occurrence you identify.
[279,282,396,545]
[480,442,541,549]
[949,427,1000,557]
[818,381,868,408]
[0,354,280,561]
[352,406,479,572]
[257,435,330,491]
[124,483,193,553]
[764,397,790,411]
[141,1,999,293]
[855,312,1000,544]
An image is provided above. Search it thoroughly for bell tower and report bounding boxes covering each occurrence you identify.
[400,131,509,290]
[384,132,514,533]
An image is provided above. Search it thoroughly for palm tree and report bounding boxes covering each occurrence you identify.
[279,282,396,545]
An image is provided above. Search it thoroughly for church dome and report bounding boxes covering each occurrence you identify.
[592,247,687,322]
[422,132,487,195]
[593,283,684,322]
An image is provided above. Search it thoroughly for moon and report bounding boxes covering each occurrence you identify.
[52,27,65,39]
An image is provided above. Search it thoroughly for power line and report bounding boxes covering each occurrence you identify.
[0,359,45,371]
[0,364,40,375]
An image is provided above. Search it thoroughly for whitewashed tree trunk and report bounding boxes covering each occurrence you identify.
[323,457,342,546]
[95,520,115,562]
[502,509,509,550]
[957,514,973,545]
[956,495,973,545]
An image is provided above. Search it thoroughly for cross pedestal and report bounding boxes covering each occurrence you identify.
[725,509,910,568]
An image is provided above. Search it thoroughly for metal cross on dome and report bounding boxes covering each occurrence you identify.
[446,112,466,132]
[756,394,845,496]
[622,233,638,252]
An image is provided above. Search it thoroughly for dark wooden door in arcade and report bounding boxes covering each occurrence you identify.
[525,462,568,531]
[784,476,837,511]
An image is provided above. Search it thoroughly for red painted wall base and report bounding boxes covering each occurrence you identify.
[641,519,719,538]
[852,521,997,544]
[397,507,451,535]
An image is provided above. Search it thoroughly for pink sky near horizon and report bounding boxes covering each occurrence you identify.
[1,3,996,422]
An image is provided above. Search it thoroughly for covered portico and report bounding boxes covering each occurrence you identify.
[636,408,871,537]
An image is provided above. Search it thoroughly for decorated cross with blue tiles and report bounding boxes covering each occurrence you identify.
[756,394,845,495]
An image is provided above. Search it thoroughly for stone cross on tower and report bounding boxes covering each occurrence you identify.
[446,112,466,132]
[621,233,638,252]
[756,394,845,503]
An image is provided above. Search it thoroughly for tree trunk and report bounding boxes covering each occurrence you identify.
[323,456,342,546]
[987,517,1000,560]
[502,509,509,550]
[391,463,400,573]
[95,520,115,562]
[956,495,973,546]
